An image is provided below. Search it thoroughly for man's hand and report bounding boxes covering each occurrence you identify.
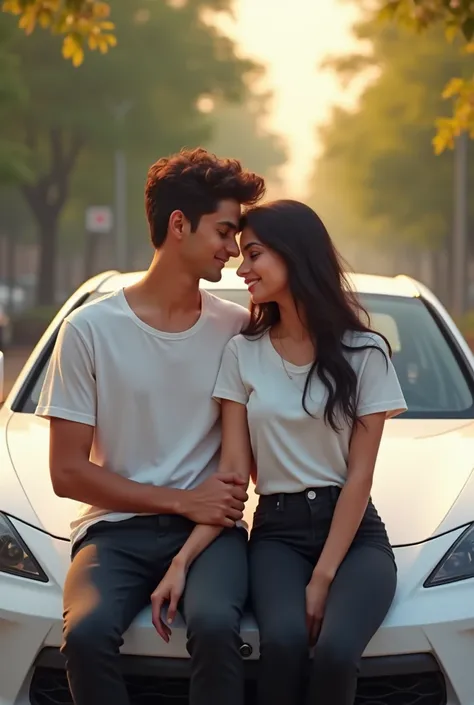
[181,473,248,527]
[151,561,186,642]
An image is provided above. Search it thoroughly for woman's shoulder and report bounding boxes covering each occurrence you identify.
[225,331,267,356]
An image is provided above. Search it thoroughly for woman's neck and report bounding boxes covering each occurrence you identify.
[273,297,310,343]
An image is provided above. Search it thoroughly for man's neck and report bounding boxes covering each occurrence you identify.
[122,251,204,333]
[128,251,201,314]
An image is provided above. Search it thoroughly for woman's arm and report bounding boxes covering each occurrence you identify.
[304,411,387,643]
[312,411,386,583]
[151,399,252,639]
[172,399,252,569]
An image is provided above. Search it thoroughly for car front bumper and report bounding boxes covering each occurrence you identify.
[30,648,445,705]
[1,520,473,705]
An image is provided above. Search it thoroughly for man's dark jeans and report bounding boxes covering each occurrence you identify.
[62,515,248,705]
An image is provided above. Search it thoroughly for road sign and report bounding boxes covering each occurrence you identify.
[85,206,113,233]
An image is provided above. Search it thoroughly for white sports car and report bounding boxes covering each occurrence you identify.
[1,268,474,705]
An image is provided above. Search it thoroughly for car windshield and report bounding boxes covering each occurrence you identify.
[24,288,474,419]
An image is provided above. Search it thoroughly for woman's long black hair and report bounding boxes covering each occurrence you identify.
[241,199,390,432]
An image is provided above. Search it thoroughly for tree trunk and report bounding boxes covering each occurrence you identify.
[434,247,450,308]
[21,127,84,306]
[83,230,100,280]
[5,233,16,314]
[36,208,59,306]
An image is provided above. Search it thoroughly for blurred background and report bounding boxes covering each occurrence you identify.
[0,0,473,392]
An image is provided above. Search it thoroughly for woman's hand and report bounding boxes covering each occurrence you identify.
[151,560,187,642]
[305,573,331,645]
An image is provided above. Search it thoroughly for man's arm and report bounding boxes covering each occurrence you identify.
[50,417,246,526]
[42,320,246,526]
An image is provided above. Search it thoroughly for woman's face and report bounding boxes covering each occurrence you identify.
[237,226,289,304]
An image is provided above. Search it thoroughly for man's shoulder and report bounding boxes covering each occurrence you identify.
[203,290,250,330]
[65,291,123,334]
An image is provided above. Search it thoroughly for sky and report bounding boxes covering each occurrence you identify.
[217,0,365,199]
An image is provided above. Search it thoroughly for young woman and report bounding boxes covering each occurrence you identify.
[211,199,407,705]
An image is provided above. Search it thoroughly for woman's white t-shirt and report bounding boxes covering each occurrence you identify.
[213,330,407,495]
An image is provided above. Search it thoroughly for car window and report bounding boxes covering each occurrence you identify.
[22,288,474,418]
[360,294,473,416]
[24,292,103,413]
[368,312,401,352]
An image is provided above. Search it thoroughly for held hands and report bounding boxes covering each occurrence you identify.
[305,572,331,646]
[151,560,187,642]
[182,472,248,527]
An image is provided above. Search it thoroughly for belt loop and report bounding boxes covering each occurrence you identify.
[276,493,285,512]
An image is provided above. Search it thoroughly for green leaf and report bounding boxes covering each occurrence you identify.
[461,17,474,41]
[445,21,459,42]
[377,2,399,22]
[442,76,465,98]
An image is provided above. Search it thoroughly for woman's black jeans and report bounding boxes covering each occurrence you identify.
[249,486,397,705]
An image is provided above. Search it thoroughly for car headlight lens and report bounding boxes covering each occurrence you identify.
[425,523,474,587]
[0,514,48,582]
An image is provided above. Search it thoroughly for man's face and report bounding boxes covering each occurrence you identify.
[181,199,241,282]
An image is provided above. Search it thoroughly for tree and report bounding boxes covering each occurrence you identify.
[378,0,474,152]
[0,14,30,183]
[311,17,474,259]
[3,0,260,304]
[2,0,115,66]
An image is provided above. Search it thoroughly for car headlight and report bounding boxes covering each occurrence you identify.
[425,523,474,587]
[0,514,48,582]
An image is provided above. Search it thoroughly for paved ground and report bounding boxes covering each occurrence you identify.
[2,346,32,398]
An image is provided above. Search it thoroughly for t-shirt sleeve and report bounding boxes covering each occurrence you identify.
[357,340,407,419]
[35,320,97,426]
[212,338,249,405]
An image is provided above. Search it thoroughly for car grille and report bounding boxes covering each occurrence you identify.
[30,667,446,705]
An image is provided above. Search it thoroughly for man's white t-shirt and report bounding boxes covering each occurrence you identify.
[213,330,407,495]
[35,288,249,544]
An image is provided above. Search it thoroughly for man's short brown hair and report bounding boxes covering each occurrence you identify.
[145,148,266,248]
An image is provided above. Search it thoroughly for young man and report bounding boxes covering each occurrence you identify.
[35,148,265,705]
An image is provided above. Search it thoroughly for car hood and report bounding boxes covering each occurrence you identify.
[5,414,474,545]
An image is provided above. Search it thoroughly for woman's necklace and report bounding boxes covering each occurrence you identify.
[280,356,293,380]
[274,334,296,381]
[272,329,315,383]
